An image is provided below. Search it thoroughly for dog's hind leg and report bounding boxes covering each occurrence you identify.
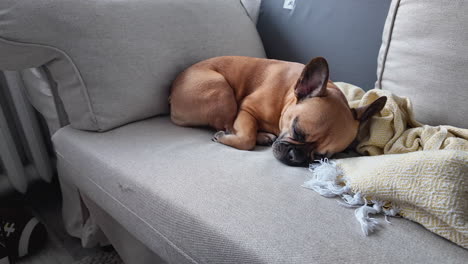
[170,70,237,131]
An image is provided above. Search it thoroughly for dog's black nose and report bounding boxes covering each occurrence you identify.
[288,149,296,162]
[272,141,309,167]
[288,148,308,164]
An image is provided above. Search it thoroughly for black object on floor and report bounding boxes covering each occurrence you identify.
[0,199,47,261]
[0,228,13,264]
[73,250,123,264]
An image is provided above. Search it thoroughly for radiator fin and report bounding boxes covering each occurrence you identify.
[0,71,53,194]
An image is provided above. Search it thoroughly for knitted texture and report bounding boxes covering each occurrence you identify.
[335,82,468,248]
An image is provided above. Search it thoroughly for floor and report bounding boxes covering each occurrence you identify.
[4,179,122,264]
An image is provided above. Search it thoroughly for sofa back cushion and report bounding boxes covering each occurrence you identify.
[0,0,265,131]
[257,0,391,90]
[376,0,468,128]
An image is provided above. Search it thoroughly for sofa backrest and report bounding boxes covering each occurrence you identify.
[257,0,392,90]
[376,0,468,128]
[0,0,265,132]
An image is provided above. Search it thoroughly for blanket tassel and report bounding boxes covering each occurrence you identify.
[302,159,399,236]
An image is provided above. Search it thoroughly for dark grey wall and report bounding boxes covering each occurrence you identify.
[257,0,391,90]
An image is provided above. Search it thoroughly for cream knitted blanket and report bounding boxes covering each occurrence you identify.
[306,82,468,248]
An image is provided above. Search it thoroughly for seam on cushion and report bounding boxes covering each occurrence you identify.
[41,66,71,127]
[55,151,199,264]
[0,37,100,130]
[239,0,257,25]
[238,0,267,58]
[377,0,401,90]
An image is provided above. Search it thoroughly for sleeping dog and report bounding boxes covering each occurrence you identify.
[170,56,386,166]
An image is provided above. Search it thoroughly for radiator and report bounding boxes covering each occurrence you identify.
[0,71,53,195]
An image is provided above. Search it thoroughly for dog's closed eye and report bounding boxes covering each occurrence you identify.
[292,117,306,142]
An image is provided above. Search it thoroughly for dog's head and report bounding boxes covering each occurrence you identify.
[273,57,387,166]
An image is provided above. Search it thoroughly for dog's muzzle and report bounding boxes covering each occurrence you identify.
[272,140,315,167]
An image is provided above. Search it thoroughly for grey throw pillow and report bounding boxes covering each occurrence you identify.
[0,0,265,131]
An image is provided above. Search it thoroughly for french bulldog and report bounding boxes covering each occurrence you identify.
[170,56,386,166]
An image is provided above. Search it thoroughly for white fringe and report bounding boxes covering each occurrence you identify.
[355,201,379,235]
[339,192,364,207]
[302,159,349,197]
[302,159,399,236]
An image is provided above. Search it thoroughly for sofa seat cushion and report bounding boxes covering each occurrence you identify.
[52,117,468,264]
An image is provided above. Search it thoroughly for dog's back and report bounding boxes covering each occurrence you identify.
[170,56,304,132]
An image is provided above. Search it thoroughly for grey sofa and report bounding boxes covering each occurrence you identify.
[1,0,467,263]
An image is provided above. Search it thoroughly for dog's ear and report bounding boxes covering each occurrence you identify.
[295,57,329,100]
[352,96,387,122]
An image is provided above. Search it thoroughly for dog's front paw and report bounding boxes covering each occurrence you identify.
[212,131,226,142]
[256,132,278,146]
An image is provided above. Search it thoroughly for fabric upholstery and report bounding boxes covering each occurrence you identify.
[257,0,391,89]
[59,175,109,248]
[376,0,468,128]
[53,117,468,263]
[0,0,265,131]
[82,195,166,264]
[241,0,262,24]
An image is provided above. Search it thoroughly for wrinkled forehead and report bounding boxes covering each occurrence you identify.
[296,97,344,121]
[282,86,351,124]
[293,110,331,139]
[280,107,328,143]
[286,95,352,130]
